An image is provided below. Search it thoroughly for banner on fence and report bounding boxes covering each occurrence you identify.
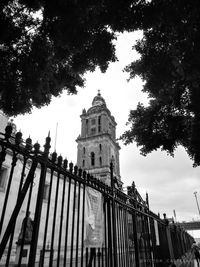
[154,219,160,246]
[84,187,104,247]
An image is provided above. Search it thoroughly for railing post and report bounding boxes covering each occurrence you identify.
[146,210,154,267]
[133,212,140,267]
[0,160,38,259]
[128,183,140,267]
[28,134,51,267]
[163,213,174,262]
[110,162,118,267]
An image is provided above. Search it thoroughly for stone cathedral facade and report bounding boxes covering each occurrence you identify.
[76,91,121,186]
[0,92,122,264]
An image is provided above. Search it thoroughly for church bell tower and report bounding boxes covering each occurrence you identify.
[76,91,121,185]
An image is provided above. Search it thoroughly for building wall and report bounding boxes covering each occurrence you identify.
[0,111,8,133]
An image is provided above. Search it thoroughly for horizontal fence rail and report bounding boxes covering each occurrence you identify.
[0,125,194,267]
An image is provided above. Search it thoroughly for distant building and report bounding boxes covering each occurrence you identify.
[0,111,17,134]
[0,111,9,133]
[76,91,121,186]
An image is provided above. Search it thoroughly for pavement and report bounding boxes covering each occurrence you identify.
[170,252,196,267]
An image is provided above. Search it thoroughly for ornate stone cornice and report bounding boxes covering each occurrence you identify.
[76,132,121,150]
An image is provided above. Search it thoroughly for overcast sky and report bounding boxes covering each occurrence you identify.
[14,31,200,235]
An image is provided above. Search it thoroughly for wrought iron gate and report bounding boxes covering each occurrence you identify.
[0,125,194,266]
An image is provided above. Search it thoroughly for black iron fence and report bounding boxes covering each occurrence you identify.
[0,125,194,266]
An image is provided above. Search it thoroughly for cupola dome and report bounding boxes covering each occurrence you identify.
[92,90,106,107]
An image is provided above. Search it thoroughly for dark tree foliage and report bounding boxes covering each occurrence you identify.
[120,0,200,166]
[0,0,142,116]
[3,0,200,166]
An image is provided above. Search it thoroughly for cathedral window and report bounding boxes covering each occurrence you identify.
[91,152,95,166]
[0,166,8,192]
[91,118,96,125]
[98,116,101,132]
[90,118,96,135]
[99,157,102,167]
[86,119,89,135]
[83,147,86,154]
[109,123,112,135]
[82,160,85,167]
[99,144,102,152]
[111,155,115,166]
[91,127,96,135]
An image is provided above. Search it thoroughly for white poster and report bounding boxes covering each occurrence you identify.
[84,187,104,247]
[154,219,160,246]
